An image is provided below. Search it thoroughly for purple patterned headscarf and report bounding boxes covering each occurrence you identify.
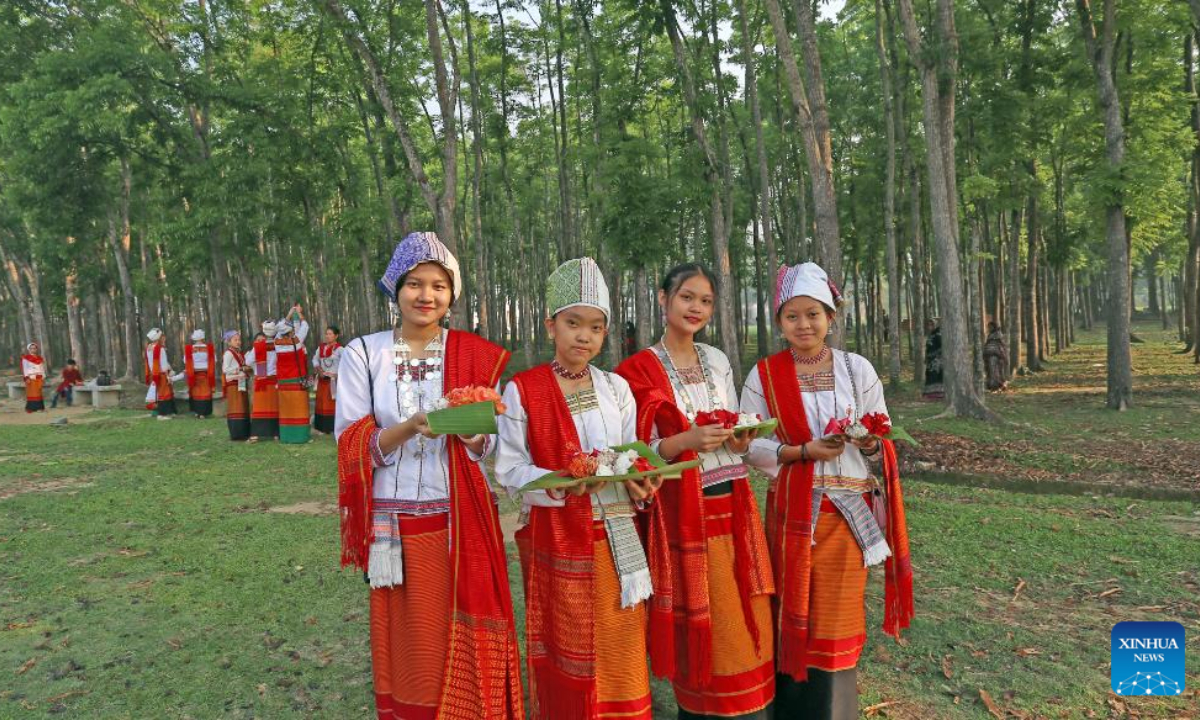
[377,232,462,301]
[223,330,240,344]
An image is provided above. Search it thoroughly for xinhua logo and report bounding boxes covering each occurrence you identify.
[1111,621,1185,696]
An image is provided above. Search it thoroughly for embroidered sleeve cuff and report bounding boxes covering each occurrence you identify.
[368,428,400,468]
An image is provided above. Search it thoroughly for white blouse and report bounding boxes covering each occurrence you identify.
[334,330,493,511]
[648,343,746,484]
[222,350,246,388]
[741,349,887,485]
[22,357,45,378]
[496,366,639,517]
[313,345,344,377]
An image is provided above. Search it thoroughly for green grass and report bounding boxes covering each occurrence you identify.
[2,323,1199,718]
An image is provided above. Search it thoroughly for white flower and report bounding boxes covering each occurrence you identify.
[595,465,615,477]
[614,455,634,474]
[434,397,450,410]
[846,421,869,440]
[737,413,761,427]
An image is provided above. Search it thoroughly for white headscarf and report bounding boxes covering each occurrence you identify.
[774,262,842,314]
[191,329,206,342]
[146,328,164,342]
[546,257,611,325]
[261,321,278,339]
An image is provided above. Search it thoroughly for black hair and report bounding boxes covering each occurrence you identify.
[67,358,77,365]
[660,263,718,301]
[327,325,341,337]
[254,332,267,341]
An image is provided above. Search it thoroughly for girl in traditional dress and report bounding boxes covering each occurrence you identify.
[144,328,178,420]
[497,257,660,720]
[740,262,913,720]
[245,325,279,442]
[222,330,251,441]
[312,325,342,435]
[185,329,216,418]
[274,307,311,444]
[616,263,775,720]
[335,232,524,720]
[21,342,46,413]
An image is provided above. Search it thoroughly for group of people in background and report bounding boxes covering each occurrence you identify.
[335,232,914,720]
[121,309,344,443]
[18,343,85,413]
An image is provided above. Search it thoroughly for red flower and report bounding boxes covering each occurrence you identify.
[632,457,655,473]
[445,385,507,415]
[695,409,738,429]
[861,412,891,437]
[566,450,600,479]
[823,417,852,436]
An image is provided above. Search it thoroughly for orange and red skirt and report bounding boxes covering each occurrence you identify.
[277,380,310,444]
[804,496,869,673]
[224,381,250,441]
[516,520,653,720]
[24,377,45,413]
[189,374,214,416]
[313,376,336,433]
[250,379,279,438]
[153,375,176,416]
[672,493,775,717]
[369,513,451,720]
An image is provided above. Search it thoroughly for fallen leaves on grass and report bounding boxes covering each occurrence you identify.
[863,700,900,716]
[1011,578,1027,604]
[941,655,953,679]
[16,657,36,675]
[978,689,1004,719]
[1096,587,1122,599]
[1015,647,1041,657]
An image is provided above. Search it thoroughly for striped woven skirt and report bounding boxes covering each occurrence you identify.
[313,376,335,433]
[224,382,250,441]
[24,377,44,413]
[189,374,214,416]
[515,520,653,720]
[250,380,279,438]
[672,493,775,717]
[153,376,176,416]
[805,495,869,673]
[277,380,310,444]
[369,513,451,720]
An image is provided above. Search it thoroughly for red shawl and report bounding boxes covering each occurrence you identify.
[512,363,599,719]
[337,330,523,719]
[275,336,307,382]
[144,344,164,385]
[758,350,913,680]
[615,349,774,684]
[184,344,216,391]
[253,338,275,390]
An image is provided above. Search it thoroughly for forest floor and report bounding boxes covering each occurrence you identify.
[0,320,1197,718]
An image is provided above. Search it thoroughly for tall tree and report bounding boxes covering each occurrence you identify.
[1074,0,1133,409]
[897,0,996,419]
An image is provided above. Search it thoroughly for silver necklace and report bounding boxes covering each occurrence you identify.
[656,338,722,422]
[392,328,445,460]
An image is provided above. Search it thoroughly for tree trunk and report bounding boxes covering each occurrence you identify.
[661,0,742,380]
[464,2,490,337]
[1024,184,1043,371]
[876,0,902,389]
[739,0,778,355]
[762,0,844,346]
[897,0,995,420]
[1075,0,1133,408]
[65,265,86,370]
[0,239,34,349]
